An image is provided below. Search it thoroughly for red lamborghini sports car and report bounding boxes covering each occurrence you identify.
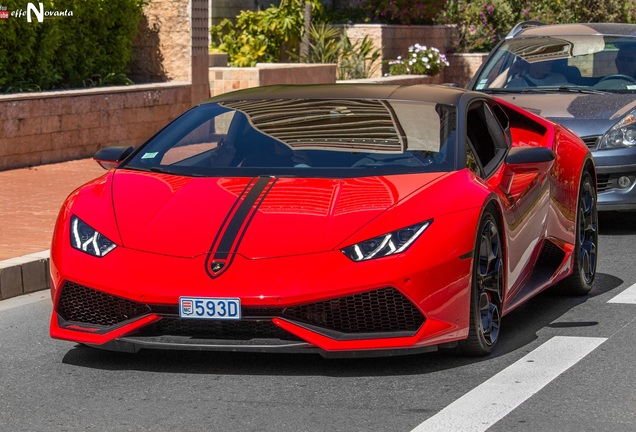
[50,84,598,357]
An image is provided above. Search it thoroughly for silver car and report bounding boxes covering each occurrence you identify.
[468,22,636,210]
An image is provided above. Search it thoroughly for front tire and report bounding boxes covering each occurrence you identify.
[556,171,598,295]
[459,208,504,356]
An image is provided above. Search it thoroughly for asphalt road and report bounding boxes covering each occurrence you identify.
[1,212,635,432]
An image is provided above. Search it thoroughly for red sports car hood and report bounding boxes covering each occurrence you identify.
[111,170,446,258]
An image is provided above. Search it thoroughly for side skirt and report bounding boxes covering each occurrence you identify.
[504,239,568,313]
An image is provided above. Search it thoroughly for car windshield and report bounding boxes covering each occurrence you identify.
[473,34,636,93]
[123,99,457,178]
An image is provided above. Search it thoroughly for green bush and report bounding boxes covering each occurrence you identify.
[360,0,443,25]
[436,0,636,53]
[435,0,516,53]
[321,1,443,25]
[0,0,145,92]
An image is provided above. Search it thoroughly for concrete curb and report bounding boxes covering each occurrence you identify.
[0,250,50,300]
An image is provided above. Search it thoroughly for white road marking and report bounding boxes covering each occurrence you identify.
[607,282,636,304]
[411,336,606,432]
[0,289,50,312]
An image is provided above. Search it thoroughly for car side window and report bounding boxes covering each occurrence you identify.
[465,139,481,177]
[465,101,509,178]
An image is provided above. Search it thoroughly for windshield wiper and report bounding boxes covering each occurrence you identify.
[484,87,609,95]
[549,86,610,95]
[480,88,525,94]
[149,166,174,174]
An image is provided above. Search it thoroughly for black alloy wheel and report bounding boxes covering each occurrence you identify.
[459,208,504,356]
[557,171,598,295]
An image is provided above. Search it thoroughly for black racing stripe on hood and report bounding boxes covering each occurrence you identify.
[205,176,277,279]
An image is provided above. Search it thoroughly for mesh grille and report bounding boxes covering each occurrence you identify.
[535,240,566,269]
[282,287,424,333]
[57,282,150,326]
[150,305,180,315]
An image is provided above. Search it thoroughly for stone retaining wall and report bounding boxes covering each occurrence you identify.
[445,53,489,87]
[207,52,483,95]
[0,83,192,171]
[339,75,444,85]
[209,63,337,96]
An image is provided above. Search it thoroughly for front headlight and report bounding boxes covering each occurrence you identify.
[70,215,117,257]
[341,221,431,262]
[598,112,636,149]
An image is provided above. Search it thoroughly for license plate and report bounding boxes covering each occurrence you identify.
[179,297,241,320]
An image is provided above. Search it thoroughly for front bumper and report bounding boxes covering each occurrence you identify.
[52,281,439,357]
[592,147,636,210]
[50,242,473,357]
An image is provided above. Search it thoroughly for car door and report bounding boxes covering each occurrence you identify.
[465,99,552,304]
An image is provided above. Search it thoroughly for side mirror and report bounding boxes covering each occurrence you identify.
[505,146,555,174]
[94,146,134,170]
[501,146,555,195]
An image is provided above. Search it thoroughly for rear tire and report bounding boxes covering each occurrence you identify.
[556,171,598,296]
[459,208,504,356]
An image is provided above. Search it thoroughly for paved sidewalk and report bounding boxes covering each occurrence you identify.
[0,158,105,299]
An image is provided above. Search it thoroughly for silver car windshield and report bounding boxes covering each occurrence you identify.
[124,99,457,177]
[474,35,636,92]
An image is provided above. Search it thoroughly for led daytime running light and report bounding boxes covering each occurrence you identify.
[70,216,116,257]
[342,221,431,262]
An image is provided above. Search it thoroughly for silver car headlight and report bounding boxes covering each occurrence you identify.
[341,221,431,262]
[598,112,636,149]
[70,215,117,257]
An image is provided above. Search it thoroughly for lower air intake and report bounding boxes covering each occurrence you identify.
[282,287,424,333]
[57,282,150,326]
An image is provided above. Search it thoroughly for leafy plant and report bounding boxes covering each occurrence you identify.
[295,22,342,64]
[387,44,449,76]
[291,23,382,80]
[210,0,324,67]
[337,34,382,79]
[82,73,134,88]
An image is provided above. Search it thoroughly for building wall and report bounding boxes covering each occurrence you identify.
[134,0,192,83]
[130,0,210,104]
